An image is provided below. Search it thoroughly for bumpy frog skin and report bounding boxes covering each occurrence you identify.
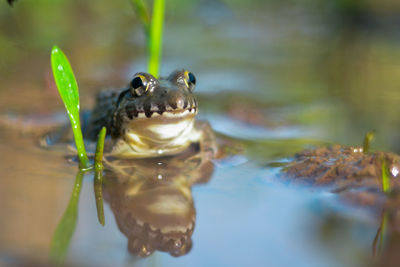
[86,70,216,158]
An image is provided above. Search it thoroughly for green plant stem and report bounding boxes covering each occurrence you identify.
[381,159,390,193]
[94,127,106,172]
[50,170,84,264]
[363,130,375,154]
[94,127,106,226]
[148,0,164,77]
[51,46,90,169]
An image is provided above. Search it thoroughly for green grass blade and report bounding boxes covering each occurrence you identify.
[130,0,151,39]
[94,127,106,226]
[148,0,165,77]
[381,159,390,193]
[363,130,375,154]
[50,170,84,264]
[51,46,90,169]
[94,127,106,172]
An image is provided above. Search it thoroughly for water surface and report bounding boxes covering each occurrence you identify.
[1,1,400,266]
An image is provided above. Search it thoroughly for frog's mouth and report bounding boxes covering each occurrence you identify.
[122,92,198,120]
[110,108,201,158]
[133,107,197,119]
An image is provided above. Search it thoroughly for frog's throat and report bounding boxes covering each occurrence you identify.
[109,116,202,158]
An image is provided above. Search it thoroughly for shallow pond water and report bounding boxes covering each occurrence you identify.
[1,1,400,266]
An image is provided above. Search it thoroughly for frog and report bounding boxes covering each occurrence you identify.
[85,69,217,159]
[87,70,218,257]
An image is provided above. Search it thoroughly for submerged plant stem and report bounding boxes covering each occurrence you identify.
[148,0,164,77]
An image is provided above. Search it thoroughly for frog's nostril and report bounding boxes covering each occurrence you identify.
[167,91,190,110]
[168,92,180,109]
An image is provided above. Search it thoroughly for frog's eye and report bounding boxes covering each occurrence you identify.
[184,71,196,92]
[130,74,149,96]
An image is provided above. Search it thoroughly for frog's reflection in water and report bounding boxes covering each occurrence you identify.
[103,144,214,257]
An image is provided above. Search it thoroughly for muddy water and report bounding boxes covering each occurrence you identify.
[1,1,400,266]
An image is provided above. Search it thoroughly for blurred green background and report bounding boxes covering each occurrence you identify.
[1,0,400,152]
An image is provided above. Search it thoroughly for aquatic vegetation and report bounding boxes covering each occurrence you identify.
[284,145,400,191]
[49,128,107,264]
[373,212,388,257]
[51,46,109,171]
[362,131,392,194]
[50,51,107,262]
[361,131,392,194]
[131,0,165,77]
[94,127,106,172]
[50,171,84,264]
[148,0,164,77]
[94,127,106,226]
[51,46,90,169]
[381,158,391,194]
[363,130,375,154]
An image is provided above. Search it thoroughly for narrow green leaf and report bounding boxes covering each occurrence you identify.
[94,127,106,226]
[363,130,375,154]
[51,46,90,169]
[94,127,107,172]
[381,159,390,194]
[148,0,165,77]
[50,171,84,264]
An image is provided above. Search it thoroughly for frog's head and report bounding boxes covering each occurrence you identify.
[110,70,201,157]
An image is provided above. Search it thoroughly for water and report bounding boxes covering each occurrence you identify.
[1,1,400,266]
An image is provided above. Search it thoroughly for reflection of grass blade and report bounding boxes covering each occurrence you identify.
[94,170,105,226]
[50,171,84,264]
[148,0,164,77]
[379,212,388,253]
[94,127,106,226]
[130,0,151,39]
[51,46,90,169]
[372,211,388,257]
